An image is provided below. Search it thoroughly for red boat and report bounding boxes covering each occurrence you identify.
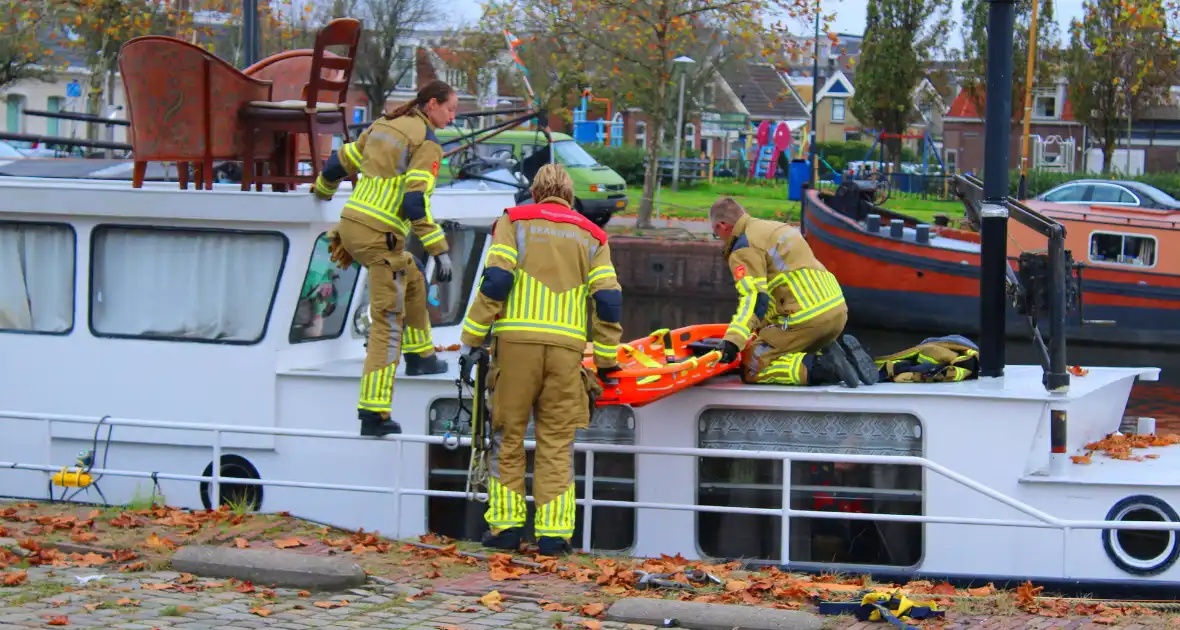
[801,175,1180,349]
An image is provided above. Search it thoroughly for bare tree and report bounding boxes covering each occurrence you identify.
[325,0,432,118]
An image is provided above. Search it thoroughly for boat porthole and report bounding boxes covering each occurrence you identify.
[1101,495,1180,576]
[199,454,264,513]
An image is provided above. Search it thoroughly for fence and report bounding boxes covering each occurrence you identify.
[2,409,1176,572]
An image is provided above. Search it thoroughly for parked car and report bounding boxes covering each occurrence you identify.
[1035,179,1180,210]
[0,140,27,160]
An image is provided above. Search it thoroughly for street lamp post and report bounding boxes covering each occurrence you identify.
[671,55,695,192]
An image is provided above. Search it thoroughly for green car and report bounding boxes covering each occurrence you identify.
[434,129,628,226]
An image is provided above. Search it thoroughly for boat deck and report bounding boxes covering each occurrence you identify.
[856,217,982,253]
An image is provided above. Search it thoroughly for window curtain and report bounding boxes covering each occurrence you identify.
[0,223,75,332]
[91,228,285,341]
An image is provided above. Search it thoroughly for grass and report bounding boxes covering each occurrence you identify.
[619,182,964,226]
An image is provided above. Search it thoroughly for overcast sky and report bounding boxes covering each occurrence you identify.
[439,0,1087,53]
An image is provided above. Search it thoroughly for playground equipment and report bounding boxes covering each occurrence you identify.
[747,120,803,180]
[572,89,622,146]
[1030,134,1076,173]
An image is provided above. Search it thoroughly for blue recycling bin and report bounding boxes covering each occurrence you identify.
[787,159,810,201]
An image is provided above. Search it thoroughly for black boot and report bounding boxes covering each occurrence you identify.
[481,527,523,551]
[358,410,402,436]
[808,343,860,388]
[537,536,572,557]
[404,352,448,376]
[837,334,880,386]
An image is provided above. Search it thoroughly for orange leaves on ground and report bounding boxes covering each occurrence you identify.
[580,602,606,618]
[69,530,98,543]
[115,598,140,607]
[479,590,505,612]
[2,570,28,586]
[1015,580,1045,611]
[69,552,109,568]
[234,581,256,594]
[1080,432,1180,463]
[313,600,348,609]
[1071,453,1093,465]
[298,590,310,597]
[320,529,391,554]
[140,583,175,591]
[45,616,68,626]
[144,532,177,551]
[234,537,249,548]
[1068,365,1089,376]
[273,538,306,549]
[407,588,435,602]
[248,606,272,617]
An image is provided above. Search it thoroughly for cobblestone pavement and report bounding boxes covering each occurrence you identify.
[0,565,620,630]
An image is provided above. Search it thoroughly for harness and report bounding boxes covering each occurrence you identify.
[442,347,494,502]
[874,335,980,383]
[817,590,945,629]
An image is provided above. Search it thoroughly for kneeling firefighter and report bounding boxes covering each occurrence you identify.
[313,80,459,437]
[458,164,623,556]
[709,197,877,387]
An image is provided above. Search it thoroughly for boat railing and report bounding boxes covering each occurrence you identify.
[952,173,1071,393]
[2,409,1171,573]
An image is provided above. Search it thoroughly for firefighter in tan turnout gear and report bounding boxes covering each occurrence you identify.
[710,197,878,388]
[313,80,459,437]
[458,164,623,556]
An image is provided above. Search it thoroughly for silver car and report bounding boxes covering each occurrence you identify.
[1036,179,1180,210]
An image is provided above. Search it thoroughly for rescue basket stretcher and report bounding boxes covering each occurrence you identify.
[582,324,743,408]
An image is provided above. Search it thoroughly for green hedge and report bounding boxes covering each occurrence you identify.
[583,145,647,186]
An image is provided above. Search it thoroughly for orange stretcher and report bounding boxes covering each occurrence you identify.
[582,324,743,408]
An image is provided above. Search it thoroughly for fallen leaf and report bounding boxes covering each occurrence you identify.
[435,626,463,630]
[298,590,310,597]
[542,602,574,612]
[580,621,602,630]
[273,538,305,549]
[966,583,996,597]
[1094,617,1117,625]
[248,607,272,617]
[234,537,249,549]
[2,570,28,586]
[87,510,101,519]
[724,579,750,592]
[177,573,195,584]
[140,583,174,591]
[1071,453,1093,465]
[45,616,69,626]
[314,600,348,609]
[70,531,98,543]
[82,603,100,612]
[480,590,505,612]
[931,582,956,595]
[71,552,108,567]
[234,581,256,594]
[118,561,147,573]
[143,533,177,551]
[115,598,140,606]
[581,603,606,618]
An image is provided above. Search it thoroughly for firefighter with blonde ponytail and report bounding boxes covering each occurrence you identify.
[313,79,460,437]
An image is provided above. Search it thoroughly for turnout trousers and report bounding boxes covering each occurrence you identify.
[336,218,411,415]
[743,302,848,385]
[484,339,589,541]
[401,258,436,358]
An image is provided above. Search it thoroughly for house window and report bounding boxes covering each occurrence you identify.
[89,226,288,344]
[290,232,361,343]
[394,46,415,91]
[47,96,64,136]
[635,121,647,148]
[1089,231,1157,267]
[831,98,846,123]
[0,222,75,334]
[443,69,467,92]
[683,123,696,155]
[945,149,957,174]
[5,94,26,133]
[1033,89,1057,119]
[353,224,485,337]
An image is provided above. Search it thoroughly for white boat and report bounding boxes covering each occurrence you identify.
[1,168,1178,592]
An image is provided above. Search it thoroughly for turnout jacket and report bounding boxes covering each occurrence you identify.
[314,109,449,257]
[721,215,846,347]
[460,197,623,369]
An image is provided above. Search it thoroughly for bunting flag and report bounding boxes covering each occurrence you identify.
[503,29,538,111]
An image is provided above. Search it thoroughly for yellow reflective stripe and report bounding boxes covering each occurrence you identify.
[345,176,410,234]
[463,317,491,339]
[404,168,436,194]
[534,484,576,538]
[593,341,618,359]
[489,244,518,266]
[756,353,805,385]
[588,265,616,284]
[783,269,846,326]
[494,271,589,342]
[402,327,433,354]
[485,477,527,530]
[314,175,339,197]
[725,276,760,343]
[341,142,364,174]
[419,224,445,249]
[358,364,396,412]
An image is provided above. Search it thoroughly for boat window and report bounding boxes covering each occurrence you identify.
[1090,184,1138,205]
[89,226,288,344]
[1089,231,1157,267]
[0,221,75,335]
[1042,184,1088,203]
[289,232,361,343]
[697,408,924,567]
[355,223,486,330]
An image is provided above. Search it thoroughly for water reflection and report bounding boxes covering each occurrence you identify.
[622,296,1179,426]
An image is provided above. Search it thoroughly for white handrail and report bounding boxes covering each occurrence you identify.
[3,409,1177,571]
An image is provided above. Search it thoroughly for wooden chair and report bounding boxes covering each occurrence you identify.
[238,18,362,191]
[118,36,276,190]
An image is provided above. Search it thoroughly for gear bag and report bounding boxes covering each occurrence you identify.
[873,335,979,383]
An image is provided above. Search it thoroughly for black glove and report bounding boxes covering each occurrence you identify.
[719,340,740,364]
[434,253,453,283]
[598,365,621,385]
[458,344,481,385]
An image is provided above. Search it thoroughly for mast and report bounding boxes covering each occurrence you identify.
[979,0,1017,378]
[242,0,260,68]
[1017,0,1041,199]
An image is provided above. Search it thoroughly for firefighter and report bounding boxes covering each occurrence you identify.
[458,164,622,556]
[709,197,878,388]
[312,80,458,437]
